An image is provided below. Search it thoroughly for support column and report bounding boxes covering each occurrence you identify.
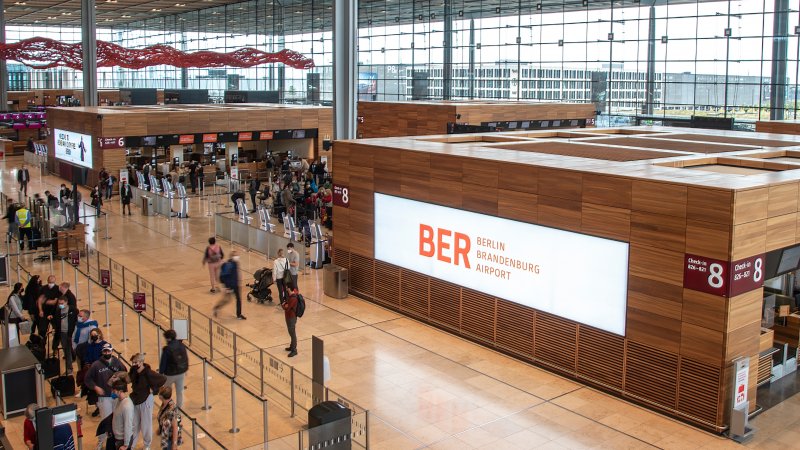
[0,0,8,110]
[771,0,789,120]
[468,19,475,100]
[442,0,453,100]
[333,0,357,140]
[81,0,98,106]
[644,6,656,116]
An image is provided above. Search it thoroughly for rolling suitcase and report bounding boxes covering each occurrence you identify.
[41,332,61,379]
[30,228,41,250]
[50,374,76,398]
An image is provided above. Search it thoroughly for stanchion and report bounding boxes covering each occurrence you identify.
[201,359,211,411]
[262,400,268,449]
[232,334,238,377]
[121,302,129,342]
[208,317,213,360]
[229,379,239,433]
[103,289,110,327]
[87,279,93,313]
[290,366,295,418]
[103,214,110,240]
[60,256,65,281]
[48,250,53,274]
[259,350,265,397]
[137,313,144,355]
[74,265,79,299]
[157,330,162,365]
[191,417,198,450]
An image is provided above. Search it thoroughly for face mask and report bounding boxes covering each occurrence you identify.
[48,283,55,288]
[59,304,66,309]
[90,335,98,342]
[78,317,85,323]
[102,354,112,361]
[110,393,119,400]
[232,256,240,262]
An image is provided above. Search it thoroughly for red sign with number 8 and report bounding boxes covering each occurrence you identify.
[683,253,764,298]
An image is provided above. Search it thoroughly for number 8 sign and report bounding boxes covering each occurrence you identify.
[333,184,350,208]
[684,253,765,297]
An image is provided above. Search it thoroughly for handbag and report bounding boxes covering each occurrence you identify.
[18,320,32,335]
[282,261,292,284]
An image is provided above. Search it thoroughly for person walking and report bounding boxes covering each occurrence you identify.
[84,343,126,446]
[120,180,133,215]
[202,237,224,293]
[15,204,32,251]
[286,243,300,287]
[281,281,299,357]
[214,251,246,320]
[17,164,30,197]
[129,353,166,450]
[273,249,288,304]
[159,329,189,408]
[105,173,114,200]
[48,296,78,375]
[157,386,183,449]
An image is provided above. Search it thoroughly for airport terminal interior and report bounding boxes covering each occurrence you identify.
[3,0,800,449]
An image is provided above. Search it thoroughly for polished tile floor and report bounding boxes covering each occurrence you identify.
[0,157,794,449]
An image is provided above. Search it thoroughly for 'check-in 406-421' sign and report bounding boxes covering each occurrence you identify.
[684,253,764,297]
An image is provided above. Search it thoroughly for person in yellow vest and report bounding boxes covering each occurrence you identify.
[15,205,32,251]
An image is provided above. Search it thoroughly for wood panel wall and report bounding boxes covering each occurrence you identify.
[331,139,776,432]
[756,120,800,136]
[357,102,597,139]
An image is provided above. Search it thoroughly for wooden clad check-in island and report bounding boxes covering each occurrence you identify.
[332,126,800,432]
[357,100,597,138]
[46,104,333,186]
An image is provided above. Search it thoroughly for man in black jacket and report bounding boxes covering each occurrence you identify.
[59,282,77,308]
[49,296,78,375]
[120,180,133,215]
[159,329,189,408]
[16,164,30,197]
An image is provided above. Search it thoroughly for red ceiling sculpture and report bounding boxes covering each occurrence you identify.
[0,36,315,70]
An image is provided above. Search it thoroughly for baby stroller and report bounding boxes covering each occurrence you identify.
[246,267,274,304]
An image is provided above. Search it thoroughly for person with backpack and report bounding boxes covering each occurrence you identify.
[281,280,305,358]
[159,329,189,408]
[202,237,224,293]
[213,251,246,320]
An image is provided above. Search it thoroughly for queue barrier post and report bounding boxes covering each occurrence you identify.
[208,317,213,362]
[201,358,211,411]
[233,333,238,378]
[87,277,93,314]
[137,312,144,355]
[156,328,162,366]
[74,265,79,299]
[262,399,268,449]
[103,214,110,240]
[121,301,129,342]
[290,366,295,418]
[259,350,265,397]
[103,289,110,327]
[229,379,239,434]
[191,417,198,450]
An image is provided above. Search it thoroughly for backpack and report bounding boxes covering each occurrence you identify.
[295,293,306,318]
[166,342,189,374]
[219,260,235,286]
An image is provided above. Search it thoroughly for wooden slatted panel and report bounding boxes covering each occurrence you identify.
[349,254,374,299]
[460,288,496,343]
[495,299,534,358]
[625,341,678,410]
[400,269,429,318]
[374,261,400,306]
[678,358,721,425]
[332,248,350,272]
[758,354,773,385]
[534,313,577,373]
[577,327,624,390]
[429,278,460,331]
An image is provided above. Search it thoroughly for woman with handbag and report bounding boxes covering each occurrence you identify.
[5,282,27,343]
[273,249,289,304]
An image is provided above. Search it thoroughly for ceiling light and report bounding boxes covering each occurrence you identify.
[105,0,117,3]
[121,14,130,18]
[151,8,161,11]
[175,3,185,6]
[14,2,27,6]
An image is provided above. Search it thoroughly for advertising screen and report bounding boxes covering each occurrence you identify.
[374,193,630,335]
[54,129,92,168]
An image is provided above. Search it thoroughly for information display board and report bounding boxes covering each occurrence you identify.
[54,129,92,168]
[374,193,630,335]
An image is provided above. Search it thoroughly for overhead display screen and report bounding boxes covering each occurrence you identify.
[54,129,93,168]
[374,193,630,335]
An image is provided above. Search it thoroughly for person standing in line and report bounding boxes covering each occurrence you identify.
[129,353,166,450]
[23,403,37,450]
[73,309,98,352]
[48,296,78,375]
[17,164,30,197]
[59,282,77,308]
[214,251,246,320]
[23,275,41,336]
[286,243,300,288]
[120,180,133,216]
[110,377,135,450]
[202,237,224,293]
[273,249,288,304]
[159,330,189,408]
[15,203,32,251]
[84,342,126,449]
[37,275,60,339]
[157,386,183,450]
[5,282,26,343]
[282,280,299,357]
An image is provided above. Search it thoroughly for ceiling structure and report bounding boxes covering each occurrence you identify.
[3,0,737,35]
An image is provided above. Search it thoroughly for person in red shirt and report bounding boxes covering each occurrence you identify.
[281,281,299,357]
[23,403,37,449]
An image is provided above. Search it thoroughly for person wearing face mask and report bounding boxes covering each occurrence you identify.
[73,309,98,351]
[159,330,189,408]
[128,353,166,450]
[36,275,60,337]
[59,282,77,309]
[58,183,72,208]
[214,251,246,320]
[109,378,135,450]
[75,328,106,412]
[85,342,126,446]
[48,296,78,375]
[286,243,300,287]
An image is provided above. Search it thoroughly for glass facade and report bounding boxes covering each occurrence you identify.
[4,0,800,125]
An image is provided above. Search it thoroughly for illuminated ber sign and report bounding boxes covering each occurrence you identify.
[418,225,540,279]
[375,193,629,336]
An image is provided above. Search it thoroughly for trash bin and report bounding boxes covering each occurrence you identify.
[307,401,351,450]
[323,265,349,299]
[141,196,153,216]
